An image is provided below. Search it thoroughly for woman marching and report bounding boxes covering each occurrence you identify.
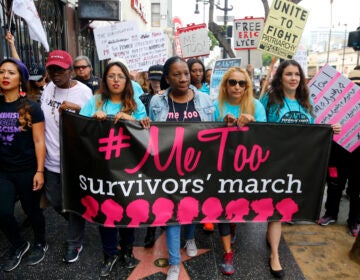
[0,58,47,271]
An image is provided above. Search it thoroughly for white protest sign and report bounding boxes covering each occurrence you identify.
[258,0,309,60]
[293,44,308,78]
[309,64,360,152]
[112,31,168,72]
[234,17,264,50]
[177,23,210,59]
[93,21,138,60]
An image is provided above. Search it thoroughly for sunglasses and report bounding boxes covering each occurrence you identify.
[74,65,89,70]
[228,79,247,88]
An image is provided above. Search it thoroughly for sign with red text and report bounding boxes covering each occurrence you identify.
[309,64,360,152]
[177,23,210,59]
[234,17,264,50]
[258,0,309,59]
[61,112,332,227]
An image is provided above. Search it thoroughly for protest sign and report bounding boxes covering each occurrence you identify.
[258,0,309,60]
[209,58,241,101]
[234,17,264,50]
[93,21,138,60]
[61,112,332,227]
[309,64,360,152]
[177,23,210,59]
[293,44,308,78]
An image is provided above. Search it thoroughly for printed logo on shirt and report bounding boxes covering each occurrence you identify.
[280,111,311,124]
[0,112,21,145]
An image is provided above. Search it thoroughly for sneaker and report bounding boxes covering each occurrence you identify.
[24,243,48,266]
[203,223,214,232]
[99,254,118,277]
[317,215,336,226]
[349,224,359,237]
[184,239,197,257]
[2,241,30,272]
[230,223,236,245]
[220,251,234,275]
[63,245,83,263]
[121,250,137,269]
[166,264,180,280]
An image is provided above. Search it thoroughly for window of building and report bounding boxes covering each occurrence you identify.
[151,3,160,27]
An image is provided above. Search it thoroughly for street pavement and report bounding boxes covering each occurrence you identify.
[0,204,304,280]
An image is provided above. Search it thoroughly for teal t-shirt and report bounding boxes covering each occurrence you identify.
[260,94,314,124]
[80,94,147,120]
[214,99,266,122]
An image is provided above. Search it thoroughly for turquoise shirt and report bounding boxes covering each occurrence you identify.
[80,94,147,120]
[260,94,314,124]
[214,99,267,122]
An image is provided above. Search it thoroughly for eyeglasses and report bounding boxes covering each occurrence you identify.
[107,74,127,81]
[228,79,247,88]
[74,65,89,70]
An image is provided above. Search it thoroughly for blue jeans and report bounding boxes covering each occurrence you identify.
[166,224,196,265]
[44,169,84,249]
[0,170,45,247]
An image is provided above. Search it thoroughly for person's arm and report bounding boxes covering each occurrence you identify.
[5,31,20,60]
[32,122,46,191]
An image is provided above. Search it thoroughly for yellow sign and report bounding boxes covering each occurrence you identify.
[258,0,309,59]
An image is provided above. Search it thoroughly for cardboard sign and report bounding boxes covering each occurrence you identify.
[234,17,264,50]
[309,64,360,152]
[209,58,241,101]
[258,0,309,60]
[177,23,210,59]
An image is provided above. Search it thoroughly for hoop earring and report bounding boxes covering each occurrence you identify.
[19,84,26,97]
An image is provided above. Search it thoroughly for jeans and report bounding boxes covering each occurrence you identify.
[99,227,135,256]
[0,170,45,247]
[44,169,84,248]
[166,224,196,265]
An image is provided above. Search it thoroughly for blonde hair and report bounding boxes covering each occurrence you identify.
[217,67,255,120]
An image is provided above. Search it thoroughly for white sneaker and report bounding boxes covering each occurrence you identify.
[166,264,180,280]
[184,239,197,257]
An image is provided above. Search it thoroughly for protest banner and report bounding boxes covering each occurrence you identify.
[177,23,210,59]
[309,64,360,152]
[61,112,332,228]
[93,21,138,60]
[209,58,241,101]
[257,0,309,60]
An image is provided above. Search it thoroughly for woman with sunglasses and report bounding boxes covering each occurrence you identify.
[80,60,147,277]
[214,67,266,275]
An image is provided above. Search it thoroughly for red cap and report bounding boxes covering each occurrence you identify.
[46,50,73,69]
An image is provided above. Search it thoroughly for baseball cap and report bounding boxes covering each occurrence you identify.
[46,50,73,69]
[148,64,164,81]
[29,63,45,81]
[348,69,360,84]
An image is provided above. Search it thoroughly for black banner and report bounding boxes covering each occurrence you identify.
[61,112,332,227]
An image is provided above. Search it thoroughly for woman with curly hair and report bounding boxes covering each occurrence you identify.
[0,58,47,271]
[80,60,147,277]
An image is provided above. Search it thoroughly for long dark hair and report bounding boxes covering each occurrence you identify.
[266,60,313,117]
[98,61,136,114]
[187,58,206,84]
[0,58,32,131]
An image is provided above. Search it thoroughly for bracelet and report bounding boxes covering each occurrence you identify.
[36,170,44,173]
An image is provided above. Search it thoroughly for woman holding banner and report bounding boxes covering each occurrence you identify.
[80,60,147,277]
[260,59,341,278]
[214,66,266,275]
[147,56,214,280]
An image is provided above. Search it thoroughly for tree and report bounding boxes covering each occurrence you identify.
[207,0,302,58]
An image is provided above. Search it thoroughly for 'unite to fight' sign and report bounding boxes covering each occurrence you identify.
[257,0,309,59]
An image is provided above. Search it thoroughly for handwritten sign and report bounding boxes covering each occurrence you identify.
[309,64,360,152]
[93,21,138,60]
[177,23,210,59]
[258,0,309,59]
[209,58,241,101]
[234,17,264,50]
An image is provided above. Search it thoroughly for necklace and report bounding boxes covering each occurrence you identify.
[51,82,71,127]
[171,91,190,122]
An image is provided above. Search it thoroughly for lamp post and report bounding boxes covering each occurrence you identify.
[194,0,233,58]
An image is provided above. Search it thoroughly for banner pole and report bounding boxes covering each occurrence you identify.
[259,56,277,98]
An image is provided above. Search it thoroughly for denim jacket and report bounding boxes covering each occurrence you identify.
[149,85,215,122]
